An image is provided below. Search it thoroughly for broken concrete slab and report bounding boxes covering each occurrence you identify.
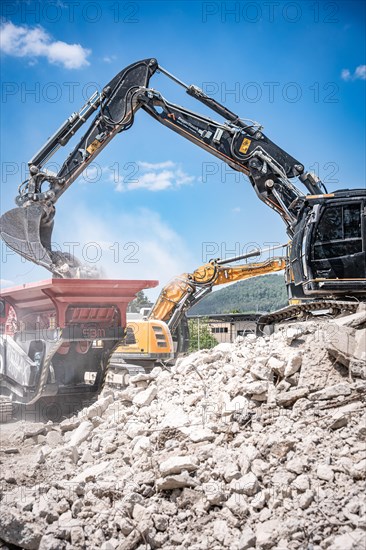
[159,455,199,476]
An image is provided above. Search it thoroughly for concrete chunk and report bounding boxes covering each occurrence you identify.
[156,472,198,490]
[255,519,281,549]
[332,308,366,329]
[317,464,334,482]
[325,325,356,365]
[276,387,309,406]
[238,527,256,549]
[0,509,42,550]
[267,357,285,377]
[159,455,198,476]
[132,384,157,407]
[230,472,259,496]
[71,460,111,482]
[308,384,352,401]
[284,351,302,377]
[243,381,268,395]
[329,410,349,430]
[67,421,93,448]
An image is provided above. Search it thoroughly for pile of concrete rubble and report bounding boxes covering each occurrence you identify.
[0,306,365,550]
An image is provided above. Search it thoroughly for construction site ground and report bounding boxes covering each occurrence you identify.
[0,308,365,550]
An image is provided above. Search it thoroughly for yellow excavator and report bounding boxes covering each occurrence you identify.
[108,250,286,375]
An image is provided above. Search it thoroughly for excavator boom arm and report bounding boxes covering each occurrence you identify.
[149,253,286,333]
[140,93,304,224]
[0,58,325,277]
[213,257,286,285]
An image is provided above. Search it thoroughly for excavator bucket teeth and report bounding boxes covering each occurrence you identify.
[0,205,54,270]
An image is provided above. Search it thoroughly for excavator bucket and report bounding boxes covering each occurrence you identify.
[0,204,55,271]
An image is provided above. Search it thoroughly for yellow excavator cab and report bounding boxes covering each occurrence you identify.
[116,319,174,362]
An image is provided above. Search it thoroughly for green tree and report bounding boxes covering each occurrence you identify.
[188,318,218,352]
[128,291,153,313]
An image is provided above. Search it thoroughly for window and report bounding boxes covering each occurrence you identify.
[315,207,342,242]
[313,203,362,260]
[211,326,228,334]
[344,205,361,238]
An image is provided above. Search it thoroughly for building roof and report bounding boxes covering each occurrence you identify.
[187,313,262,322]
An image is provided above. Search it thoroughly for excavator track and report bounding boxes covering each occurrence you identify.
[257,300,360,334]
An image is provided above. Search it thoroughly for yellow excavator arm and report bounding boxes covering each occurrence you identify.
[149,256,286,324]
[112,253,286,369]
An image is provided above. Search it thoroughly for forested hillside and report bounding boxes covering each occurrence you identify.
[189,274,288,315]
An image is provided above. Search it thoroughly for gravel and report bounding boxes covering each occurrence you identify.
[0,309,365,549]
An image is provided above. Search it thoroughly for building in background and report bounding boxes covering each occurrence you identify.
[187,313,261,344]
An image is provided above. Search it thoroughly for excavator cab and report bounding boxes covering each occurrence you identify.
[290,190,366,297]
[107,319,174,377]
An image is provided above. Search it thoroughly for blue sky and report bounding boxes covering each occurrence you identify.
[1,0,365,298]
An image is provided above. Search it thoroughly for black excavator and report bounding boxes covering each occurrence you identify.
[1,59,365,316]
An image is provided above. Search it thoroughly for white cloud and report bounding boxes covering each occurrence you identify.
[355,65,366,80]
[0,21,90,69]
[341,68,351,81]
[77,161,194,192]
[128,170,177,191]
[341,65,366,81]
[109,161,194,192]
[128,169,194,192]
[103,55,117,63]
[232,207,241,213]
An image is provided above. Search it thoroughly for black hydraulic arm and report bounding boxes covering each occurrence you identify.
[139,90,305,226]
[17,58,323,218]
[158,66,258,133]
[0,59,158,276]
[17,58,158,207]
[0,58,326,277]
